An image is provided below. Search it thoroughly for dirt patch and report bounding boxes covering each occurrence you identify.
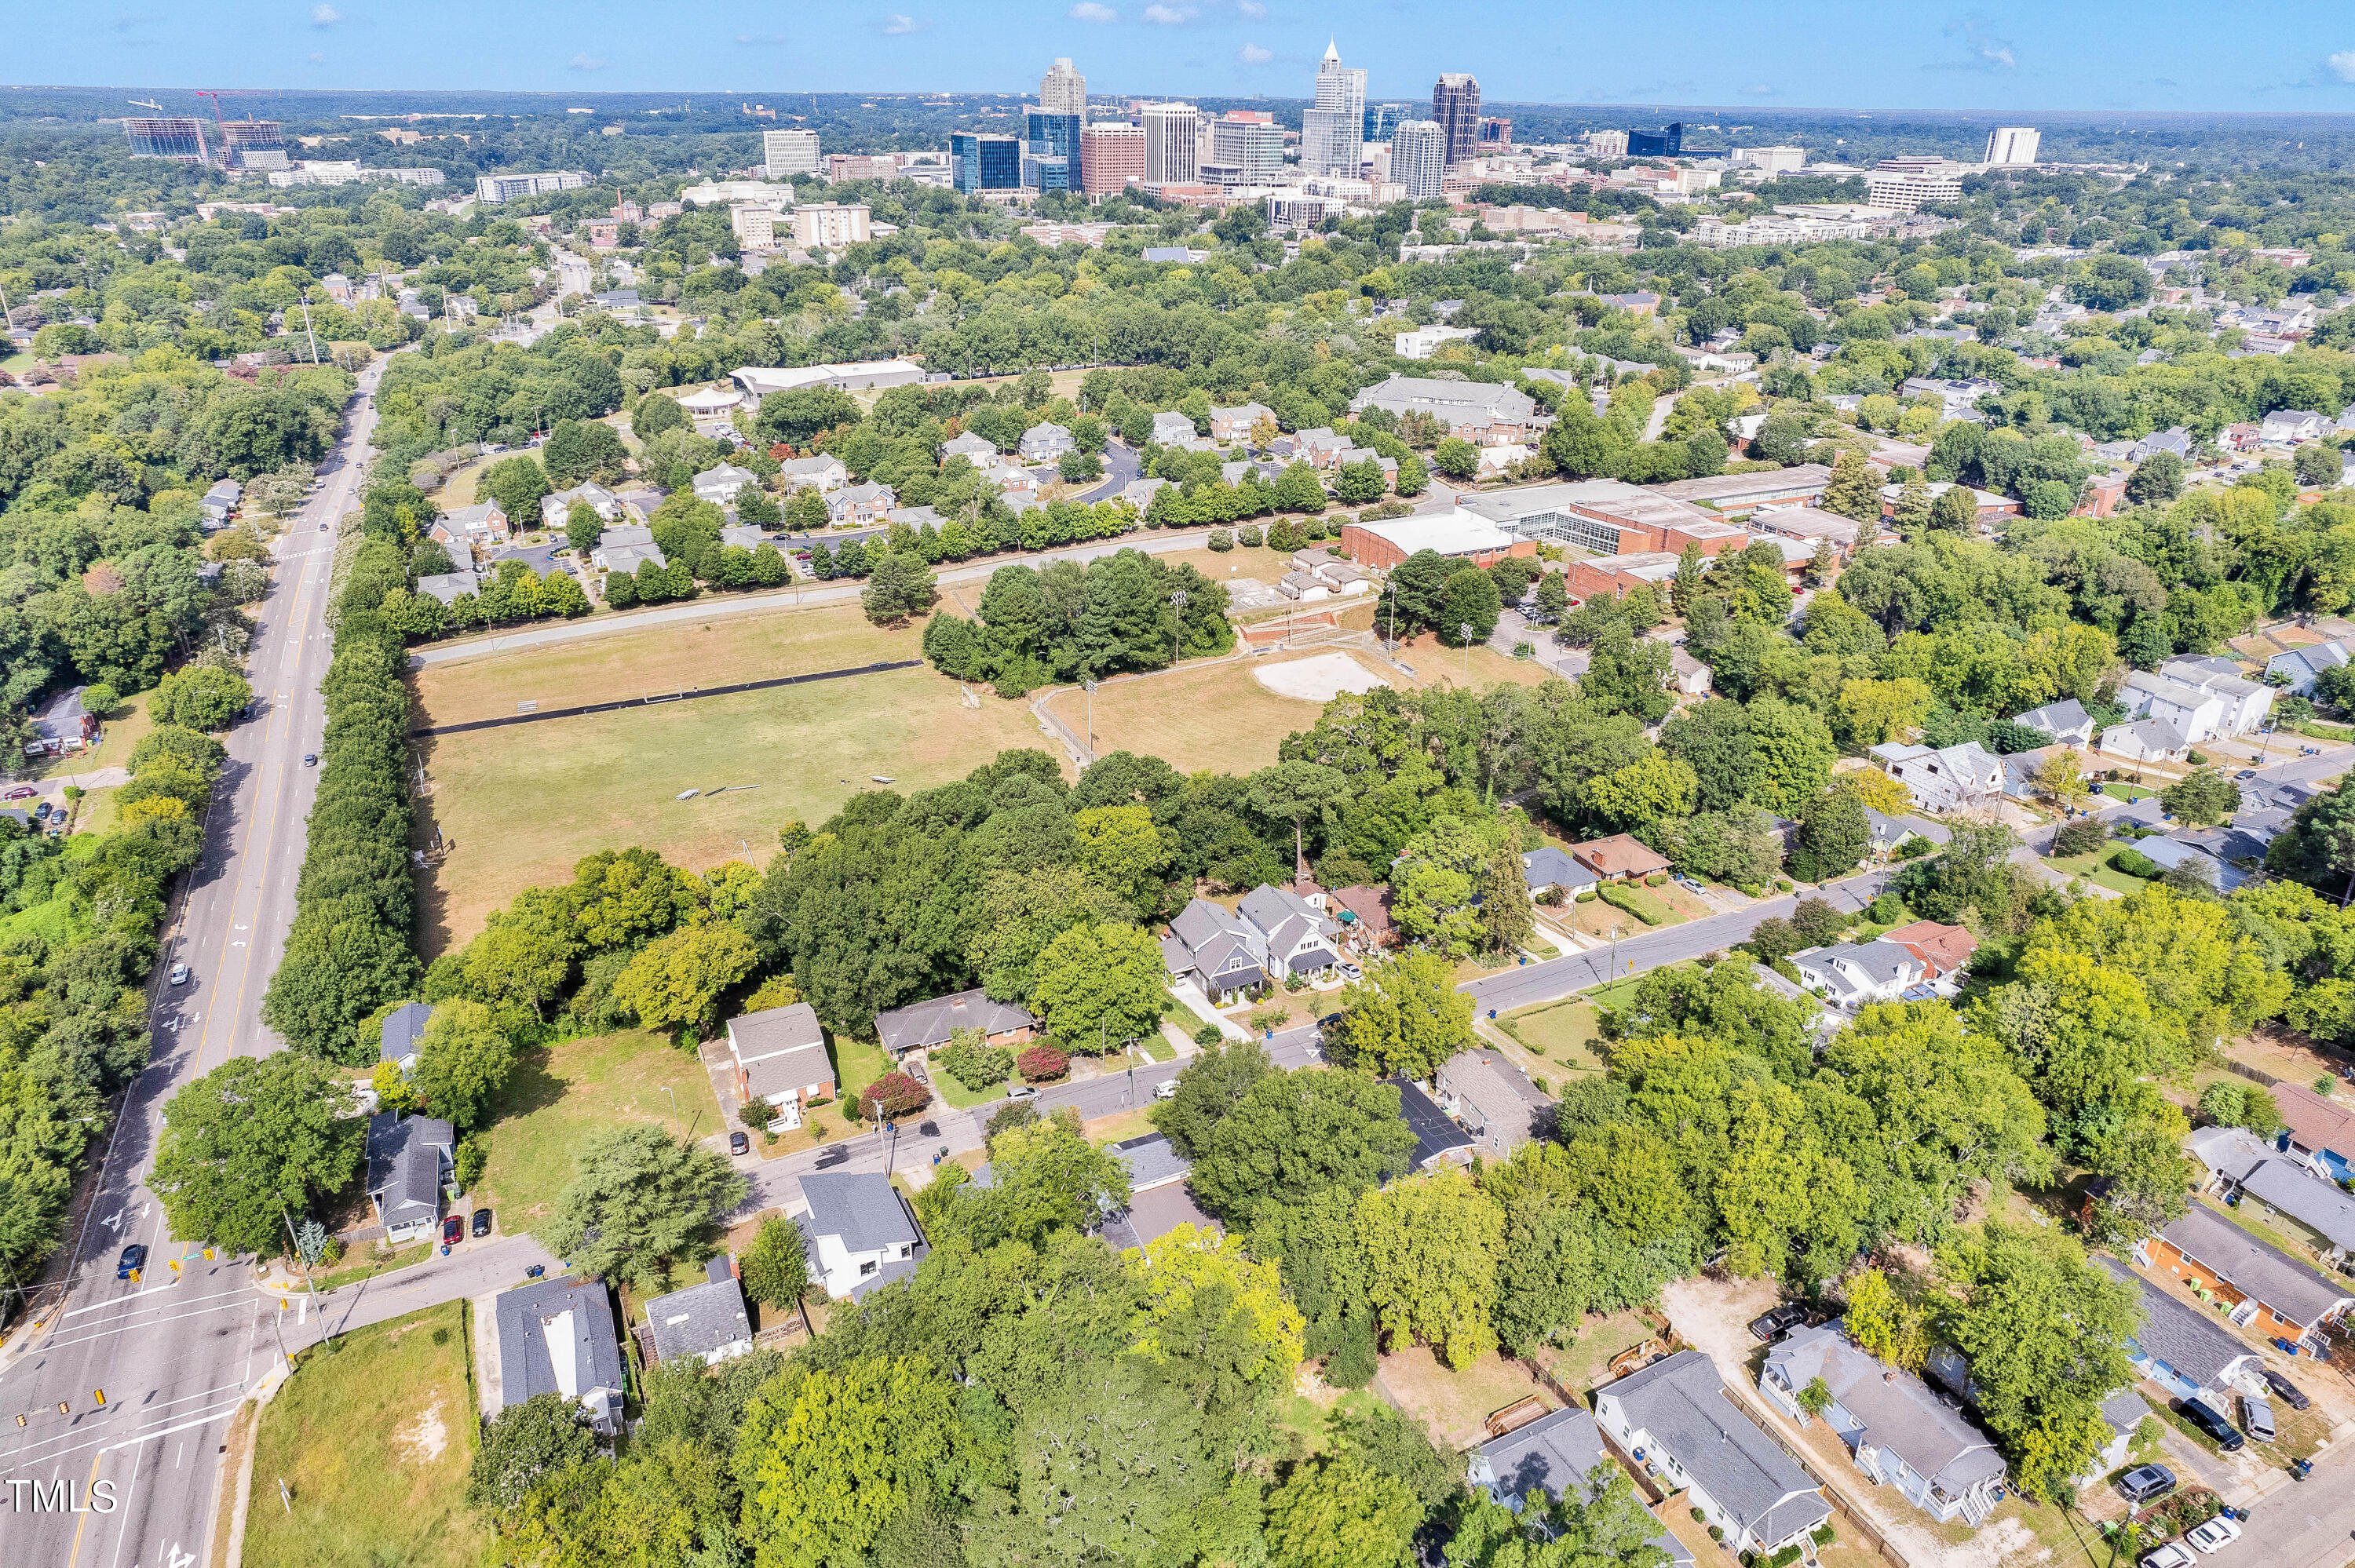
[1374,1345,1553,1453]
[1251,650,1392,702]
[395,1398,450,1465]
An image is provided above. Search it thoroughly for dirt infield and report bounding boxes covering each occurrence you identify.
[1250,651,1393,702]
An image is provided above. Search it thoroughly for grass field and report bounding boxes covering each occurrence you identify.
[243,1302,488,1568]
[1494,997,1608,1074]
[473,1028,725,1229]
[2046,847,2160,897]
[411,603,1045,949]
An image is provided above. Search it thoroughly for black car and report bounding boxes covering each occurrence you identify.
[2116,1464,2175,1505]
[470,1208,492,1238]
[115,1243,148,1280]
[2178,1396,2244,1451]
[729,1130,750,1155]
[2262,1368,2312,1410]
[1748,1303,1810,1342]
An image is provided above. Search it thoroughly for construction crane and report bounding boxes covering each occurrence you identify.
[195,89,265,123]
[126,99,164,112]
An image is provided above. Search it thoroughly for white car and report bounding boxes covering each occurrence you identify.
[1154,1078,1180,1101]
[2141,1544,2196,1568]
[2185,1519,2242,1555]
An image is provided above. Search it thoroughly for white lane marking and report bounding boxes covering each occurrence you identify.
[62,1278,188,1317]
[38,1294,261,1353]
[106,1439,142,1568]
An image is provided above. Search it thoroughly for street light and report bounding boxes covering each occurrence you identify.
[1168,589,1189,667]
[1083,677,1097,758]
[1459,622,1473,684]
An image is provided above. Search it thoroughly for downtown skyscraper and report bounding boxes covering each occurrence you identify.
[1302,41,1367,177]
[1431,72,1481,166]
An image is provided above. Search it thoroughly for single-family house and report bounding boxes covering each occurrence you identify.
[1209,401,1276,443]
[494,1274,625,1434]
[2260,409,2332,447]
[379,1001,433,1073]
[1791,941,1929,1008]
[2095,1256,2259,1401]
[2080,1391,2156,1486]
[938,431,999,464]
[416,569,481,607]
[1594,1351,1833,1557]
[1160,884,1341,1006]
[201,478,241,528]
[2096,717,2186,764]
[1150,410,1198,445]
[2272,1080,2355,1182]
[2138,1201,2355,1352]
[1868,742,2005,814]
[725,1002,835,1129]
[2132,428,2195,462]
[827,481,896,525]
[1864,808,1952,860]
[1881,920,1977,980]
[1018,422,1075,462]
[1120,476,1170,511]
[2189,1126,2355,1257]
[1328,884,1397,950]
[692,462,759,505]
[1758,1323,2007,1527]
[1435,1050,1547,1158]
[1669,647,1712,698]
[1571,835,1673,884]
[364,1111,453,1245]
[1390,1074,1477,1172]
[719,523,770,552]
[1099,1133,1221,1251]
[872,986,1039,1059]
[1522,846,1601,901]
[24,687,97,757]
[2266,641,2351,696]
[777,454,851,493]
[797,1172,928,1300]
[2012,698,2094,746]
[591,524,665,573]
[439,500,509,555]
[643,1256,757,1366]
[539,481,626,533]
[2134,836,2245,892]
[1467,1407,1695,1566]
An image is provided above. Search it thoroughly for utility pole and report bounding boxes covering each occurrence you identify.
[1168,589,1189,666]
[297,297,321,365]
[1083,677,1097,758]
[1460,622,1473,684]
[279,1209,330,1344]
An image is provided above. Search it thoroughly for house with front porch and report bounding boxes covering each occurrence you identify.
[2094,1256,2259,1401]
[1159,884,1341,1006]
[796,1172,928,1300]
[724,1002,836,1129]
[2138,1200,2355,1355]
[1791,940,1928,1008]
[1758,1322,2007,1529]
[364,1111,453,1245]
[1595,1351,1833,1557]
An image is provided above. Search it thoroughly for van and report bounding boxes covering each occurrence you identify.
[1154,1078,1180,1101]
[2240,1391,2276,1442]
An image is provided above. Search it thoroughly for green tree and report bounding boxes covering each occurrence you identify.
[150,1052,362,1258]
[632,392,687,439]
[755,387,863,448]
[1843,1267,1930,1371]
[1586,753,1700,844]
[962,1116,1135,1248]
[860,550,937,625]
[2161,768,2240,826]
[1072,804,1174,917]
[150,664,254,731]
[1820,449,1882,521]
[737,1356,958,1568]
[410,998,517,1133]
[564,499,604,552]
[479,454,550,523]
[1027,921,1167,1052]
[1150,1040,1275,1158]
[739,1213,809,1309]
[1929,483,1979,534]
[1440,568,1504,646]
[612,922,760,1039]
[1432,439,1481,481]
[538,1125,747,1293]
[467,1393,599,1512]
[1265,1453,1421,1568]
[1191,1069,1416,1225]
[1248,760,1349,878]
[1331,952,1474,1079]
[1356,1168,1504,1369]
[1790,786,1868,881]
[542,419,630,486]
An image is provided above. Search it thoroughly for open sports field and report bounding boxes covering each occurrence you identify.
[411,602,1046,950]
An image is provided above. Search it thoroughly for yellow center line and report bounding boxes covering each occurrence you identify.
[62,1450,101,1568]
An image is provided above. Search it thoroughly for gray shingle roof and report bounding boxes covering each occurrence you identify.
[1521,845,1598,892]
[2156,1202,2353,1332]
[800,1172,923,1253]
[2231,1158,2355,1252]
[1607,1350,1830,1544]
[1110,1132,1190,1192]
[1764,1324,2005,1497]
[644,1274,754,1362]
[2096,1257,2251,1390]
[379,1001,433,1063]
[872,986,1037,1053]
[416,570,480,606]
[1473,1408,1696,1566]
[494,1275,624,1423]
[364,1111,451,1229]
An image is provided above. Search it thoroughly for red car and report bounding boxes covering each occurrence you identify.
[441,1216,463,1246]
[2,786,34,800]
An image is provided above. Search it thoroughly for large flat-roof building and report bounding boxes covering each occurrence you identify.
[476,170,592,205]
[1457,480,1745,558]
[1079,122,1146,197]
[762,128,820,179]
[1340,509,1533,571]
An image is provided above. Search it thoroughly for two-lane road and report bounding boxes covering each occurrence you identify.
[0,366,384,1568]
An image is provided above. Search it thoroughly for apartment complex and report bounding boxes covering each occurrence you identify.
[762,128,821,178]
[1390,120,1446,202]
[475,170,592,205]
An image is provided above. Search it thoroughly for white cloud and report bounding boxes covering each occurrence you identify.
[881,13,926,32]
[1236,42,1272,64]
[1141,3,1196,22]
[1069,2,1117,19]
[567,52,607,71]
[1924,17,2016,72]
[308,49,327,63]
[309,3,341,23]
[2329,50,2355,82]
[1236,0,1266,15]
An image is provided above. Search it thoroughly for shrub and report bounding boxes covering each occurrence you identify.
[859,1070,931,1120]
[1191,1021,1223,1046]
[1691,1508,1707,1524]
[1016,1043,1069,1082]
[1810,1526,1837,1548]
[1237,523,1264,546]
[2052,818,2109,857]
[1644,871,1668,886]
[1574,888,1598,903]
[739,1097,774,1130]
[2112,846,2161,879]
[1207,527,1234,552]
[1774,878,1793,892]
[455,1135,488,1191]
[1769,1548,1802,1568]
[2185,749,2207,765]
[1598,881,1669,926]
[936,1029,1016,1091]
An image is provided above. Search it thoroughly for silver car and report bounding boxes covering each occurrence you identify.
[2240,1391,2275,1442]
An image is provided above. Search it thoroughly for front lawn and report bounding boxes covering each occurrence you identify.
[243,1301,488,1568]
[473,1027,727,1228]
[2045,847,2160,898]
[1494,998,1608,1074]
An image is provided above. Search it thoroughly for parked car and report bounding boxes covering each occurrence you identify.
[1006,1084,1036,1100]
[1338,962,1363,982]
[2178,1396,2244,1451]
[2117,1464,2176,1505]
[2,785,34,800]
[115,1243,148,1279]
[2141,1545,2196,1568]
[1154,1078,1180,1101]
[2261,1369,2311,1410]
[2236,770,2258,780]
[1747,1303,1810,1342]
[729,1131,750,1155]
[2240,1391,2275,1442]
[470,1208,492,1238]
[2185,1518,2243,1555]
[441,1215,463,1246]
[169,962,191,986]
[32,801,50,821]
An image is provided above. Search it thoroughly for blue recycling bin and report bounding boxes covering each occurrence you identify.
[1488,1009,1496,1019]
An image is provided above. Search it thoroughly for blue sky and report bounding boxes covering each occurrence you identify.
[20,1,2355,111]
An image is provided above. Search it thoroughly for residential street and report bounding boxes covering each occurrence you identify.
[0,366,381,1568]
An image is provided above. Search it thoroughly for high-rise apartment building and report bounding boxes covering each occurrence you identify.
[1079,122,1145,197]
[762,129,821,179]
[475,170,592,205]
[1040,58,1087,118]
[1140,103,1199,186]
[1024,110,1083,191]
[217,119,287,171]
[1206,113,1284,188]
[1389,120,1447,202]
[794,203,873,250]
[123,117,209,163]
[1982,126,2040,166]
[1301,42,1368,177]
[950,133,1023,194]
[1430,74,1481,166]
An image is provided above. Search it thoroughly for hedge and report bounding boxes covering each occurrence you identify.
[2111,846,2161,880]
[1598,881,1670,926]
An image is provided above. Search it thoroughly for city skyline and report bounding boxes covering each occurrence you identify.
[15,0,2355,112]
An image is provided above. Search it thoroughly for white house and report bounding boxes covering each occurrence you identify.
[2260,409,2332,447]
[540,480,626,532]
[1521,846,1601,900]
[725,1002,836,1130]
[1758,1322,2007,1528]
[1160,884,1342,1006]
[1150,410,1199,445]
[1868,741,2005,814]
[691,462,759,505]
[364,1111,453,1245]
[1595,1351,1833,1557]
[939,431,999,463]
[1790,940,1928,1008]
[776,454,850,494]
[2119,659,2275,743]
[493,1274,625,1436]
[1018,422,1075,463]
[2011,698,2094,746]
[643,1256,756,1366]
[797,1172,927,1299]
[201,478,241,528]
[2097,717,2187,764]
[1467,1408,1695,1566]
[2267,641,2350,695]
